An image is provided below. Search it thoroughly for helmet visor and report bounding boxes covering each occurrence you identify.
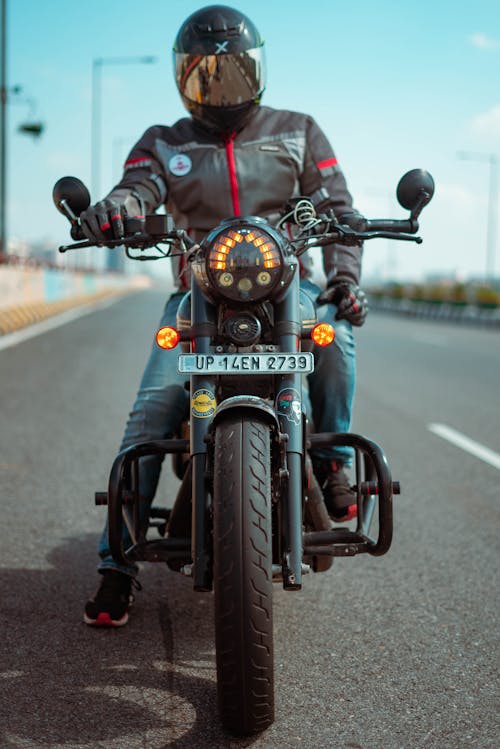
[174,47,266,108]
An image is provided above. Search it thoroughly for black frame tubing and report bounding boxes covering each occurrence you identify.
[304,432,393,556]
[107,438,189,567]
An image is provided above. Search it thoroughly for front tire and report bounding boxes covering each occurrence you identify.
[213,414,274,735]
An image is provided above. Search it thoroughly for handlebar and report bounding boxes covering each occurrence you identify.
[58,200,425,257]
[364,218,417,233]
[294,216,422,256]
[55,169,433,256]
[59,214,196,254]
[58,218,423,255]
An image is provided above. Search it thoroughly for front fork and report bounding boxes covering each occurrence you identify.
[172,277,307,593]
[275,272,305,590]
[190,283,216,592]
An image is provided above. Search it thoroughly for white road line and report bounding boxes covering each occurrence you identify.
[0,294,126,352]
[428,423,500,470]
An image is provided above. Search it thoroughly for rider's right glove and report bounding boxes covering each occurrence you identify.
[80,193,145,244]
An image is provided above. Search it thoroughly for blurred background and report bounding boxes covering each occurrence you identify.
[1,0,499,287]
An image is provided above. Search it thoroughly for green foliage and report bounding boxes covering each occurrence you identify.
[474,285,500,308]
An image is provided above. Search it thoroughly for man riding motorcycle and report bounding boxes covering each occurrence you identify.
[82,4,368,627]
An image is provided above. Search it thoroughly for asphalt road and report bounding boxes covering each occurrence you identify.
[0,289,498,749]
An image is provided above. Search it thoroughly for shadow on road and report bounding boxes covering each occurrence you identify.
[0,535,257,749]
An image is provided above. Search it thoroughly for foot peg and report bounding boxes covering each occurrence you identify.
[355,481,401,496]
[95,490,140,506]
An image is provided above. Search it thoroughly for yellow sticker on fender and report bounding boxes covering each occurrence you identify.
[191,388,216,418]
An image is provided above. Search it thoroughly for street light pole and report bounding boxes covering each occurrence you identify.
[486,154,498,279]
[91,55,157,202]
[457,150,498,280]
[0,0,7,257]
[90,58,102,203]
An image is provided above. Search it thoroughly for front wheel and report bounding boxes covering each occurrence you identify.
[213,414,274,735]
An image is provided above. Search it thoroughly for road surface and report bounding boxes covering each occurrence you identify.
[0,290,498,748]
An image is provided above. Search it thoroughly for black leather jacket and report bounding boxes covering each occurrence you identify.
[107,105,362,290]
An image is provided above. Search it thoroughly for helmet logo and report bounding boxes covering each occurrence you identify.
[168,153,192,177]
[215,41,229,53]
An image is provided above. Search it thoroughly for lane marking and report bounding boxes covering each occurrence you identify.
[428,423,500,470]
[0,294,127,352]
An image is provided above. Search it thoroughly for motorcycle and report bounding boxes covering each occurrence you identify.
[53,168,434,735]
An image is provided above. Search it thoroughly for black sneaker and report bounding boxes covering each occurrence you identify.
[312,460,357,522]
[84,570,140,627]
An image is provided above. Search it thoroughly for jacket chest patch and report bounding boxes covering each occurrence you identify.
[169,153,192,176]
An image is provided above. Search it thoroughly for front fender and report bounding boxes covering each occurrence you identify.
[211,395,280,432]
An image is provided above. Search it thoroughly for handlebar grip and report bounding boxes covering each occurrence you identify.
[70,216,143,242]
[364,218,416,233]
[124,215,145,234]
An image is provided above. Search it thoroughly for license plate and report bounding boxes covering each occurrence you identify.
[178,352,314,375]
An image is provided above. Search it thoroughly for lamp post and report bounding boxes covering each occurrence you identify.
[457,150,498,280]
[0,0,7,257]
[0,0,44,257]
[91,55,157,201]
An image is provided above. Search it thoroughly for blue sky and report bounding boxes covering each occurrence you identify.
[8,0,500,281]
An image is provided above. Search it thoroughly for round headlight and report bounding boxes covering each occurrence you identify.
[206,225,283,303]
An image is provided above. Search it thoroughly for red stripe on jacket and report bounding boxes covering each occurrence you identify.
[317,157,338,170]
[124,156,152,167]
[224,134,241,216]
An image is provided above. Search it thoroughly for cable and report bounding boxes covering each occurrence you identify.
[276,198,324,236]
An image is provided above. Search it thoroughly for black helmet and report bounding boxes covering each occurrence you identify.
[173,5,266,134]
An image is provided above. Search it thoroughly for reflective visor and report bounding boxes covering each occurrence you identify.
[174,46,266,107]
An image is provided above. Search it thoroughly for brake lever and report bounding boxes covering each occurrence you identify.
[58,234,158,254]
[59,229,196,254]
[324,224,423,244]
[59,239,94,253]
[292,227,422,256]
[358,230,423,244]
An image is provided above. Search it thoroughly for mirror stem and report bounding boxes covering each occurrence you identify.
[410,190,432,222]
[58,198,78,226]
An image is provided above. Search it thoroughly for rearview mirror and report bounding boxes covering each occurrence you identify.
[396,169,434,215]
[53,177,91,217]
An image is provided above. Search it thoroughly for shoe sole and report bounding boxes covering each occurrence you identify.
[83,611,129,627]
[331,504,357,523]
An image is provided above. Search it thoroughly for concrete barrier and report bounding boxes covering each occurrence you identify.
[0,266,151,335]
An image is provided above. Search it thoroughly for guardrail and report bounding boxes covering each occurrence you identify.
[368,296,500,327]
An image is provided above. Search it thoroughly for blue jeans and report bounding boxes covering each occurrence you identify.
[98,292,189,575]
[98,283,356,574]
[301,279,356,463]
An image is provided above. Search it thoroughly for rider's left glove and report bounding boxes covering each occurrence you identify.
[337,211,367,233]
[317,279,369,327]
[80,194,144,245]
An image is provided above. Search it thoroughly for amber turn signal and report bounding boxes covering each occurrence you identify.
[156,326,180,350]
[311,323,335,347]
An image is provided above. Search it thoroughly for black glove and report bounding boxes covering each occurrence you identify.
[337,211,367,233]
[317,280,369,327]
[80,194,144,244]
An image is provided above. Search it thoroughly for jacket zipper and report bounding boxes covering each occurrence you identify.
[224,133,241,216]
[179,135,240,289]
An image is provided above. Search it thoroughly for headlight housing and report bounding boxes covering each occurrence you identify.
[192,217,294,304]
